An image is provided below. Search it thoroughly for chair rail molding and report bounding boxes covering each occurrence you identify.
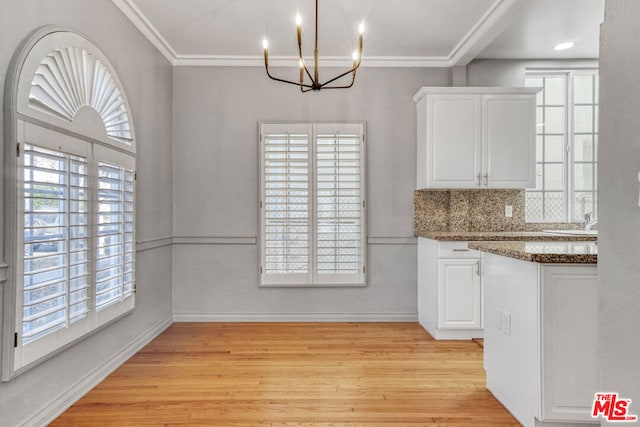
[136,236,173,252]
[367,236,417,245]
[172,236,257,245]
[0,263,8,285]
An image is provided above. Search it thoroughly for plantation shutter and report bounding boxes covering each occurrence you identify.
[260,124,312,286]
[16,124,93,368]
[315,124,365,285]
[260,123,366,287]
[96,163,134,309]
[22,144,90,343]
[94,145,135,326]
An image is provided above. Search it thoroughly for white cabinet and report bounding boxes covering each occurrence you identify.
[438,259,482,329]
[417,238,483,340]
[483,254,598,427]
[483,94,538,188]
[418,94,482,188]
[414,87,539,189]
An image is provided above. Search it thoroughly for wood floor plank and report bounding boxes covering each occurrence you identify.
[51,323,519,426]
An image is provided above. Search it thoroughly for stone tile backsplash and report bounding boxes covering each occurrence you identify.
[414,189,580,234]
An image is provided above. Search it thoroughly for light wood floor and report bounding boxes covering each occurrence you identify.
[51,323,519,426]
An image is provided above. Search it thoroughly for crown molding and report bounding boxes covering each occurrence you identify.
[449,0,526,66]
[113,0,524,68]
[112,0,177,65]
[173,55,452,68]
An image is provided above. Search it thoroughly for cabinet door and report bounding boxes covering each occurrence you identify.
[425,95,482,188]
[482,94,536,188]
[437,259,482,329]
[540,265,598,423]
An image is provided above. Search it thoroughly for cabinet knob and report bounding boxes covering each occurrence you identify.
[476,174,481,186]
[483,173,489,186]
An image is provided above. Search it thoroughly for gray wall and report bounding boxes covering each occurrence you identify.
[467,58,599,87]
[598,1,640,422]
[172,67,450,318]
[0,1,173,425]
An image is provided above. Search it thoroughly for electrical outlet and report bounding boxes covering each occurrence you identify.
[505,205,513,218]
[502,311,511,336]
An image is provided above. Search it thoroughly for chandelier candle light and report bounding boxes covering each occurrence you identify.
[262,0,364,92]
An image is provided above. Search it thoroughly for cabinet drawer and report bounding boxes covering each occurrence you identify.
[438,241,480,258]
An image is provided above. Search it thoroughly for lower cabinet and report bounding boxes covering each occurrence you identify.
[418,238,483,339]
[438,259,482,329]
[483,253,598,427]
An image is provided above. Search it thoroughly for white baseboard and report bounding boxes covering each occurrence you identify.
[173,312,418,322]
[20,314,173,427]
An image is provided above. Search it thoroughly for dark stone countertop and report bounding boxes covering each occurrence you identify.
[467,241,597,264]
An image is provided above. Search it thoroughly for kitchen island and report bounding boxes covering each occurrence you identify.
[468,241,598,427]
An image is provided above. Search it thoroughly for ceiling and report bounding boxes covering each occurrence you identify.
[112,0,605,67]
[479,0,604,59]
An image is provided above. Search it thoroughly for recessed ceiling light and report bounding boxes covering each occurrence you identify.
[554,41,575,51]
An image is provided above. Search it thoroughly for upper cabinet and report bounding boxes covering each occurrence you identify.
[414,87,540,189]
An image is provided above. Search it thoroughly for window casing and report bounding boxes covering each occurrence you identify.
[3,29,136,380]
[259,123,366,287]
[525,70,599,222]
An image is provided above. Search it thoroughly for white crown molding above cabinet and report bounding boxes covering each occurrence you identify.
[412,86,540,103]
[111,0,525,68]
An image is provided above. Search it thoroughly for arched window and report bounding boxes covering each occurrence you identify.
[3,27,136,379]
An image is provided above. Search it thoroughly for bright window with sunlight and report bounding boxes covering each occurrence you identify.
[15,126,136,370]
[525,71,599,222]
[5,30,137,376]
[259,123,366,287]
[22,145,90,344]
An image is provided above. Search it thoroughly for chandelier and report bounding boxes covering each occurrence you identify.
[261,0,364,92]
